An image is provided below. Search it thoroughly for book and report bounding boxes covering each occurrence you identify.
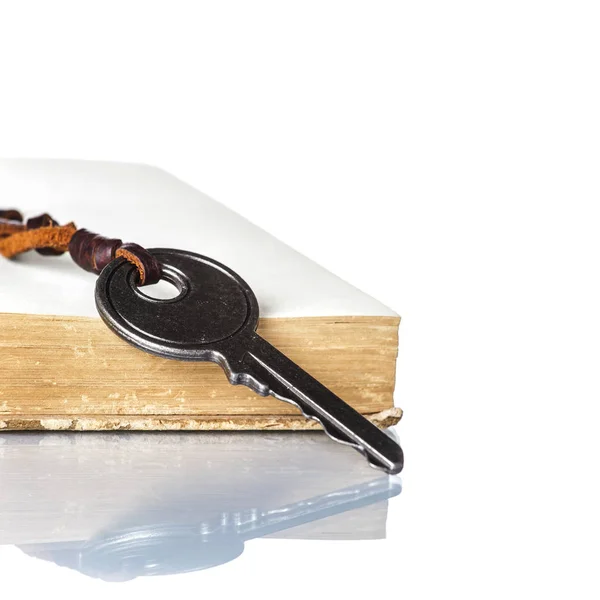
[0,159,401,431]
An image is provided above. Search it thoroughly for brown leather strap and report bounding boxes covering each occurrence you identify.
[0,209,24,222]
[0,223,77,256]
[0,211,161,285]
[116,243,162,286]
[27,213,67,256]
[0,218,26,236]
[68,229,124,275]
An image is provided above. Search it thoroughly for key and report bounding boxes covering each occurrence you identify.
[95,248,404,474]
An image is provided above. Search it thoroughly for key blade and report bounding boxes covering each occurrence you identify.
[231,334,404,475]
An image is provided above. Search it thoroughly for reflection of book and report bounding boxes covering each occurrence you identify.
[0,160,401,431]
[0,432,401,579]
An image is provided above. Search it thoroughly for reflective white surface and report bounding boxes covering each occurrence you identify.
[0,431,401,582]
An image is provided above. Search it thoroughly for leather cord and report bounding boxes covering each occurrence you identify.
[0,209,161,285]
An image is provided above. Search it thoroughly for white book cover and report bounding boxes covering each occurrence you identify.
[0,159,397,320]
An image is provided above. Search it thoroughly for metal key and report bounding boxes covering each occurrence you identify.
[95,248,404,474]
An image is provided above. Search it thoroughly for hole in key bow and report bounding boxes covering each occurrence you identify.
[136,278,181,300]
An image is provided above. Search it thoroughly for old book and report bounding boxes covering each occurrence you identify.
[0,159,401,431]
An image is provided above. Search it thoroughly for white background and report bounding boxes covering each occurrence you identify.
[0,1,599,598]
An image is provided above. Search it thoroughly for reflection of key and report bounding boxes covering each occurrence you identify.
[20,477,402,579]
[96,248,404,474]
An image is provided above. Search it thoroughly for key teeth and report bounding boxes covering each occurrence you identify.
[268,390,402,476]
[229,353,403,475]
